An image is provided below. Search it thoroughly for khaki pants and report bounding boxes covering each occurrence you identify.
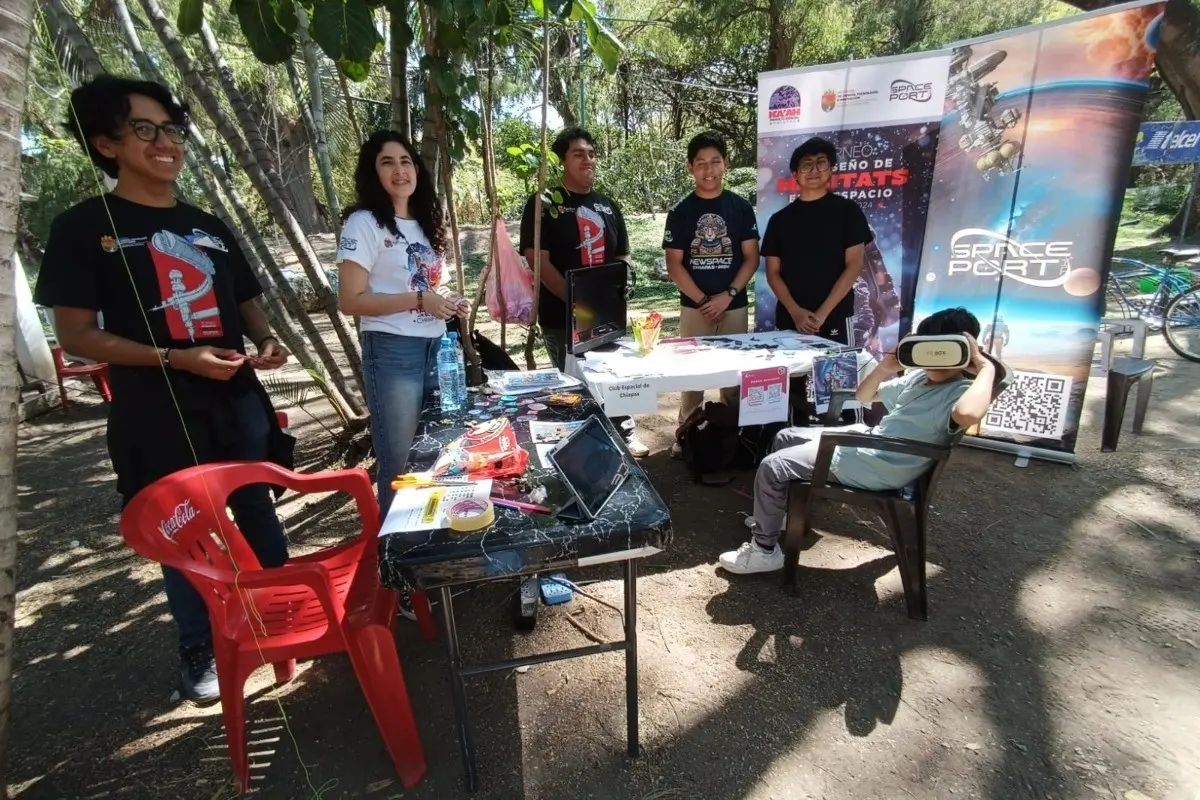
[677,304,749,424]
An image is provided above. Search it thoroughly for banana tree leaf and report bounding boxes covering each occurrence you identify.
[230,0,298,64]
[310,0,383,67]
[568,0,622,73]
[177,0,205,35]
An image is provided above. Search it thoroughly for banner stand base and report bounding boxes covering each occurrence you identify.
[961,436,1077,468]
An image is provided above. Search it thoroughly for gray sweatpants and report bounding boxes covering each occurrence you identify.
[752,425,869,546]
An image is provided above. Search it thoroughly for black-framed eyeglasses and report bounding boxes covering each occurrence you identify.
[126,119,189,144]
[798,160,832,173]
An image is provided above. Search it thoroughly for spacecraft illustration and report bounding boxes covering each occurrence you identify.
[947,47,1023,180]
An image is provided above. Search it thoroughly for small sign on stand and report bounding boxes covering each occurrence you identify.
[739,366,789,426]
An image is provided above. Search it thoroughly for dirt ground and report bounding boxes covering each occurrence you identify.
[8,320,1200,800]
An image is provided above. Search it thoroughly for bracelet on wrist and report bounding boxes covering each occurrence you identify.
[417,290,424,312]
[255,335,277,350]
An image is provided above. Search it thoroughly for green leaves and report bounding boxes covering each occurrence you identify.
[177,0,205,35]
[230,0,298,64]
[568,0,623,74]
[310,0,383,80]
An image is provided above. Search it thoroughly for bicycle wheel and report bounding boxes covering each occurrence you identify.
[1163,286,1200,363]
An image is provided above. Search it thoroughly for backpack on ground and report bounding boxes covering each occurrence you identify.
[676,402,741,485]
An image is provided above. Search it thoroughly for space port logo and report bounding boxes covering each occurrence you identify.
[947,228,1074,287]
[768,85,802,124]
[890,79,934,102]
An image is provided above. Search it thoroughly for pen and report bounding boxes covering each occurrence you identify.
[491,497,553,515]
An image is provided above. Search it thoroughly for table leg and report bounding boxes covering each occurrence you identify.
[623,558,640,758]
[438,585,479,792]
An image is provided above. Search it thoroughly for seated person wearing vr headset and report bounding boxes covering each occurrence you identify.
[720,307,995,575]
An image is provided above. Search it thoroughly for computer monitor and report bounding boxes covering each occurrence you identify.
[566,261,628,355]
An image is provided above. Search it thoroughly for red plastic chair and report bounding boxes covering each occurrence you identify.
[119,461,432,792]
[51,345,112,413]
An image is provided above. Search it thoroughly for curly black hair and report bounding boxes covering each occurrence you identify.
[66,75,189,178]
[343,130,447,254]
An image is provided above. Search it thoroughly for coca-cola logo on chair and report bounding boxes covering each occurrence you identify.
[158,499,198,541]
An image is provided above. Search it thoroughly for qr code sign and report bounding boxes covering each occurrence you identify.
[983,371,1073,439]
[747,386,764,406]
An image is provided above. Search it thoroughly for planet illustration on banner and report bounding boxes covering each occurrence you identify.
[1063,267,1102,297]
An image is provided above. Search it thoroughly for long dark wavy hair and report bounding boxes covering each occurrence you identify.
[343,130,447,253]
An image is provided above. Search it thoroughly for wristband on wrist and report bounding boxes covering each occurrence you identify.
[161,347,172,368]
[417,290,424,312]
[698,294,710,305]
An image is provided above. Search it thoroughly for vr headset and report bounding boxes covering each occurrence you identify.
[896,335,971,370]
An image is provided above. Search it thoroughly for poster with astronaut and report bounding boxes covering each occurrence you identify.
[755,53,951,359]
[912,0,1165,455]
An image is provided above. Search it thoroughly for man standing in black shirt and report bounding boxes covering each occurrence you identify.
[663,131,759,455]
[520,127,648,457]
[34,76,293,704]
[761,137,872,344]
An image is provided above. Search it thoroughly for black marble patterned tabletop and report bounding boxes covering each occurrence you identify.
[378,387,673,591]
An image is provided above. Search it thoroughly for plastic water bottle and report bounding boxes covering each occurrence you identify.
[438,333,467,414]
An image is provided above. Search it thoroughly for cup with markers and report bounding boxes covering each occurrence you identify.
[632,312,663,354]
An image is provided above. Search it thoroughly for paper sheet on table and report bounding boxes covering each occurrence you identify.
[381,478,493,534]
[484,371,582,396]
[528,419,586,444]
[535,443,558,468]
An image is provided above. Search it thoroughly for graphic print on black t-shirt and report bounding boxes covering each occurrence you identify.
[576,205,607,266]
[662,191,759,310]
[147,229,227,340]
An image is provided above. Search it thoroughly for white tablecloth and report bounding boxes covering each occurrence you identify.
[566,331,871,416]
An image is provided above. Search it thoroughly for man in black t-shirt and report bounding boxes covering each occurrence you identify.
[34,77,292,705]
[520,127,647,457]
[663,131,760,441]
[761,137,872,344]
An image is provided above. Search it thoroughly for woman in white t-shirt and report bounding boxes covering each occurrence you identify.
[336,131,469,515]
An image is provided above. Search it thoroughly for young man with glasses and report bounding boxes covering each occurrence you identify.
[34,76,293,704]
[761,137,872,344]
[663,130,760,457]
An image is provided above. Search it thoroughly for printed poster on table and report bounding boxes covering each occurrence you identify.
[739,366,789,426]
[912,1,1165,455]
[755,52,951,359]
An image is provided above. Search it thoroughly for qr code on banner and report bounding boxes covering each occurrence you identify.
[747,385,764,406]
[983,371,1074,439]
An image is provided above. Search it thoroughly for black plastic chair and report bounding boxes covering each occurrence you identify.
[781,354,1012,620]
[1101,357,1155,453]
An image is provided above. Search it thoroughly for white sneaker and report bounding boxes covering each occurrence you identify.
[625,436,650,458]
[718,541,784,575]
[670,442,682,459]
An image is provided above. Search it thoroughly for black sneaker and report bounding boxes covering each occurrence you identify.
[398,589,417,621]
[179,643,220,704]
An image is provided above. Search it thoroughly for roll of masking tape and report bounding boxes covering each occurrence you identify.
[448,499,496,533]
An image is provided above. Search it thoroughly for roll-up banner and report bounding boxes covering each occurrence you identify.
[755,0,1166,459]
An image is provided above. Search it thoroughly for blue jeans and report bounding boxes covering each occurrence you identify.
[162,390,290,650]
[362,331,440,515]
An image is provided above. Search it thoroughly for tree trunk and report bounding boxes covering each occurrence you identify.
[295,5,342,228]
[525,6,551,369]
[417,2,443,177]
[338,69,363,145]
[470,49,503,345]
[139,0,365,390]
[439,140,482,384]
[390,0,411,138]
[0,0,33,787]
[546,28,578,129]
[766,0,798,71]
[283,57,327,232]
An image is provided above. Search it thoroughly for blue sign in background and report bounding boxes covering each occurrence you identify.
[1132,120,1200,165]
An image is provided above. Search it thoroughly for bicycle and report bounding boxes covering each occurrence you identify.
[1105,245,1200,363]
